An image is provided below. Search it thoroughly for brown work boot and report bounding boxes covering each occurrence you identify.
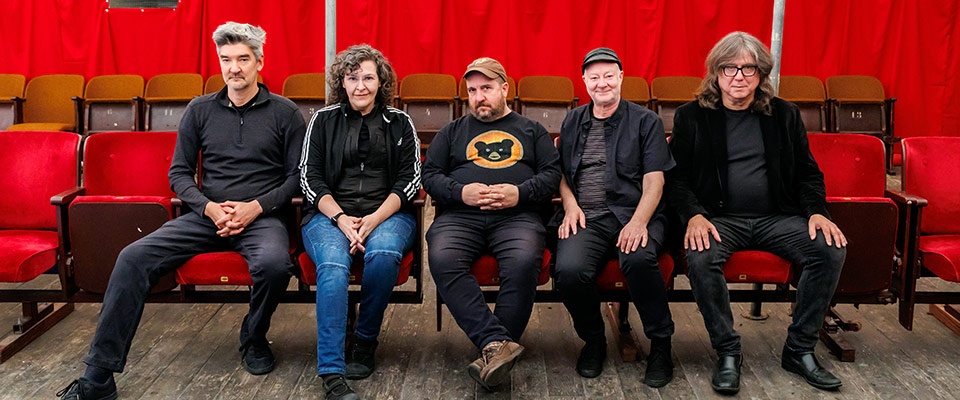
[468,340,525,390]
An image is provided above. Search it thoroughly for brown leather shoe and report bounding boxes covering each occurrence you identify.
[468,340,525,390]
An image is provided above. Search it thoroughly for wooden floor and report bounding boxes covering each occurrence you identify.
[2,169,959,400]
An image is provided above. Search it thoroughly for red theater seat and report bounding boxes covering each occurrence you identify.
[470,249,552,286]
[0,130,79,362]
[177,252,253,285]
[901,137,960,332]
[65,131,178,294]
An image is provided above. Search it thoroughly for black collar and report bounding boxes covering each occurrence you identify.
[216,82,271,108]
[579,98,627,129]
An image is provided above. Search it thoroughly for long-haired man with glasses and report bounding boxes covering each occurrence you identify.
[666,31,847,395]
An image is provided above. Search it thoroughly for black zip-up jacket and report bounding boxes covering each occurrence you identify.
[168,83,306,217]
[666,97,828,224]
[299,103,421,224]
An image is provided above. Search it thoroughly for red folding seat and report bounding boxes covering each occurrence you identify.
[64,131,179,295]
[899,137,960,334]
[825,75,898,172]
[0,130,79,362]
[807,133,905,359]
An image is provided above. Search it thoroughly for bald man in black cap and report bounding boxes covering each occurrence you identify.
[553,47,676,386]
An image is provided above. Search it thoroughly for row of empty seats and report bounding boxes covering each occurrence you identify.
[1,129,956,363]
[1,74,894,159]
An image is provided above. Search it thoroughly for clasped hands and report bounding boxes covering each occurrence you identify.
[335,212,387,254]
[462,183,519,210]
[205,200,262,237]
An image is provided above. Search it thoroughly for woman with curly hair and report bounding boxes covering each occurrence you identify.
[299,44,420,400]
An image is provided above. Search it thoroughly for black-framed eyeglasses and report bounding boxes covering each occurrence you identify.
[720,65,758,77]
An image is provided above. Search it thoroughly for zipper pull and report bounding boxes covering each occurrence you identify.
[240,116,244,126]
[360,162,364,172]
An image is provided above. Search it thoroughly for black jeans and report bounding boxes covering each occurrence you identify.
[427,211,544,349]
[83,212,294,372]
[685,214,845,356]
[554,213,674,343]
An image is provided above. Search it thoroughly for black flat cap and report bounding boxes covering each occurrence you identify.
[581,47,622,73]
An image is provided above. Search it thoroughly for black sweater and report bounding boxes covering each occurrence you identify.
[422,111,561,213]
[168,84,306,216]
[666,97,828,224]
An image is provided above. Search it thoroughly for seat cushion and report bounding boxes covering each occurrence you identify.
[918,235,960,282]
[8,122,74,132]
[176,252,253,285]
[472,249,552,286]
[723,251,793,283]
[298,251,414,286]
[0,230,58,282]
[596,253,675,290]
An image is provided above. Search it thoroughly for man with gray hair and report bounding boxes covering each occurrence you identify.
[58,22,305,400]
[667,31,846,394]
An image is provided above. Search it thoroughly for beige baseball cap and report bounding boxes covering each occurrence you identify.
[463,57,507,81]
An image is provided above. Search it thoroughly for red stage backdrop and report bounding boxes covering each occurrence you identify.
[3,0,959,138]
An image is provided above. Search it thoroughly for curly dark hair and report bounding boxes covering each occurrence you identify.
[326,44,396,107]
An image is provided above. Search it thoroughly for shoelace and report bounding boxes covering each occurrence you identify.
[56,380,79,398]
[482,341,504,363]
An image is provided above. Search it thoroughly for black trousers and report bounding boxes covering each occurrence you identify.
[83,211,294,372]
[685,214,845,356]
[554,213,674,343]
[427,211,545,349]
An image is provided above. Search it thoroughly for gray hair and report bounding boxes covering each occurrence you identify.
[212,22,266,60]
[695,31,775,115]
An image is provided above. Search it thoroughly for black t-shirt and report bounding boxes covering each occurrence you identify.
[724,107,775,217]
[422,111,562,213]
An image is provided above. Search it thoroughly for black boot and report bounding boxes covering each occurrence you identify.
[781,347,842,390]
[575,340,606,378]
[710,354,742,395]
[345,337,379,379]
[643,338,674,388]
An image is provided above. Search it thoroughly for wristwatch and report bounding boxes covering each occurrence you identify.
[330,211,345,226]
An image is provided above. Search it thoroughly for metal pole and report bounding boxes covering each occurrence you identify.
[744,1,786,322]
[325,0,336,100]
[770,0,786,96]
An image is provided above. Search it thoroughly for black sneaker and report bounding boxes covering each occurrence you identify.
[57,377,118,400]
[323,374,360,400]
[575,340,606,378]
[643,339,674,388]
[345,337,378,379]
[241,340,276,375]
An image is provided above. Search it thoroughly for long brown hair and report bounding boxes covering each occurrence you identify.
[695,31,775,115]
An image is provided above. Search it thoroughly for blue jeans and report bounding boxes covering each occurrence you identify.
[302,212,416,375]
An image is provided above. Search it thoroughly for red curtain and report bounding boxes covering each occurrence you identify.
[2,0,959,137]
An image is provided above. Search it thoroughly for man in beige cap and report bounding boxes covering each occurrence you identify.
[422,57,561,390]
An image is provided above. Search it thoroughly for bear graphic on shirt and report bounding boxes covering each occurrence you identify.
[467,130,523,169]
